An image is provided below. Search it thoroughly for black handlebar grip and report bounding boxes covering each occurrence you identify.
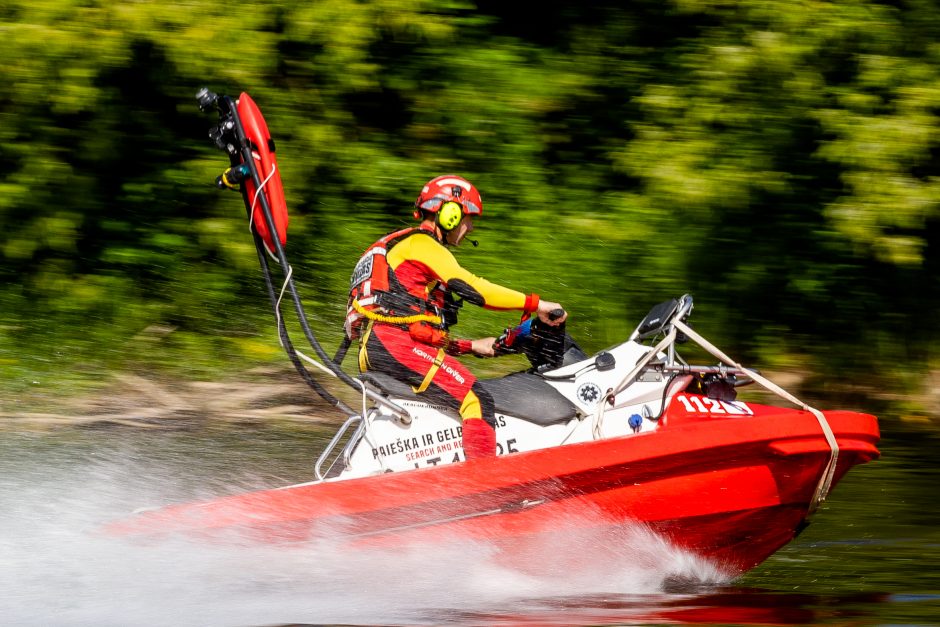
[549,308,565,321]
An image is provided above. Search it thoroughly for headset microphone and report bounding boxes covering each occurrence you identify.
[469,239,479,247]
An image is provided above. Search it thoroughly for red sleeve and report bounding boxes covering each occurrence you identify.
[446,338,474,356]
[523,293,540,313]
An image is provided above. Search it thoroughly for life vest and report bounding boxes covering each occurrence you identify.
[344,228,445,340]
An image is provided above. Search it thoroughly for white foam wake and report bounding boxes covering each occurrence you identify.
[0,434,730,626]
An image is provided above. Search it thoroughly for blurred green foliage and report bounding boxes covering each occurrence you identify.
[1,0,938,405]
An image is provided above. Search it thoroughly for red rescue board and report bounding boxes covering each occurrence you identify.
[237,92,288,251]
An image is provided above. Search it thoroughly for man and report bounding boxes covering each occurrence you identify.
[345,175,566,459]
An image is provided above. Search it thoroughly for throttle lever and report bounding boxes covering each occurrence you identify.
[493,317,534,356]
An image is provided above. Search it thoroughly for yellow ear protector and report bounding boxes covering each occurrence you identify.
[438,201,464,231]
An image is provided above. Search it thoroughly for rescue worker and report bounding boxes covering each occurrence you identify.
[345,175,566,459]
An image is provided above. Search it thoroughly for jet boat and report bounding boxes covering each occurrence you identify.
[108,294,879,575]
[106,90,879,577]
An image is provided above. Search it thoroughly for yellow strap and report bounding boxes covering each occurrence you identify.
[413,348,447,394]
[358,320,375,372]
[220,168,239,190]
[459,390,483,420]
[352,299,442,326]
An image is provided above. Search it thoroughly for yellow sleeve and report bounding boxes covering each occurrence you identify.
[392,233,529,311]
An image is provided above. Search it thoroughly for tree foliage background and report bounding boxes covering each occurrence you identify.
[1,0,938,410]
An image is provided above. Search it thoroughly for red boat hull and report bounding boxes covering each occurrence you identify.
[107,402,879,575]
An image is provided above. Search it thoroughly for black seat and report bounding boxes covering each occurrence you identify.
[477,372,578,426]
[359,372,420,399]
[359,371,578,426]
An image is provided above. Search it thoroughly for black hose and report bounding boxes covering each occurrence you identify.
[223,96,361,390]
[215,95,360,412]
[254,236,355,415]
[651,373,679,421]
[333,336,352,365]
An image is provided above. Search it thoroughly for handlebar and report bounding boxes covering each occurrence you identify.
[492,308,567,356]
[493,324,525,356]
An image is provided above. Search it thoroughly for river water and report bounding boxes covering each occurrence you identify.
[1,412,938,626]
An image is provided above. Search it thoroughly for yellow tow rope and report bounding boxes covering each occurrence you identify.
[351,299,442,327]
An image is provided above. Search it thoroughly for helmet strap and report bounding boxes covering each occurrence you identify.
[416,217,445,244]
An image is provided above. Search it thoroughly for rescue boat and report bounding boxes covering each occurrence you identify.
[105,90,880,577]
[108,293,879,576]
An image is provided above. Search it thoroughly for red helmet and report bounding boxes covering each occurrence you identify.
[414,175,483,220]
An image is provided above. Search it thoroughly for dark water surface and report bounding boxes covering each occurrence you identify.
[1,414,938,626]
